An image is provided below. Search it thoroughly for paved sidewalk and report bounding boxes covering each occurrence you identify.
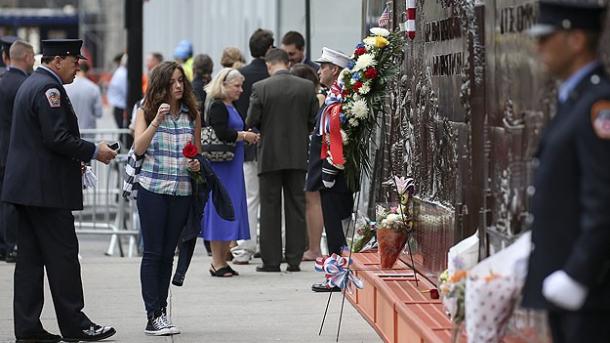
[0,237,380,343]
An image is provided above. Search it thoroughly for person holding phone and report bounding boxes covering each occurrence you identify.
[2,39,117,343]
[133,61,201,336]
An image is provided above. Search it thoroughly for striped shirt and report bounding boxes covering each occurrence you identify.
[138,105,194,196]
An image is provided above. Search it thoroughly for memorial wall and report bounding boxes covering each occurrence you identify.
[365,0,610,275]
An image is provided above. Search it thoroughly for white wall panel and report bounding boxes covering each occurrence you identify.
[143,0,278,74]
[143,0,362,75]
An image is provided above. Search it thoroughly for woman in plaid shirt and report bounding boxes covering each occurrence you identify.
[133,61,201,336]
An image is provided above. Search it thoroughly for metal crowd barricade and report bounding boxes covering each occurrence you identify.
[76,128,139,257]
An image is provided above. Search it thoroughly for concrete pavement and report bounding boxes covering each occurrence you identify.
[0,236,381,343]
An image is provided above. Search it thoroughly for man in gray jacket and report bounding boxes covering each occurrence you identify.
[247,48,318,272]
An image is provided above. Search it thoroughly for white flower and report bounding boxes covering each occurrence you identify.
[348,117,360,127]
[363,37,376,48]
[358,82,371,95]
[370,27,390,37]
[353,94,361,101]
[386,213,401,224]
[354,53,376,71]
[350,99,369,119]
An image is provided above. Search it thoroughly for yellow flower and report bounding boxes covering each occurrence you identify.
[374,36,389,48]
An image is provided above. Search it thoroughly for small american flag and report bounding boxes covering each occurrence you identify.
[377,4,391,28]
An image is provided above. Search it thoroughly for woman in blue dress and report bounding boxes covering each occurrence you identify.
[202,68,259,277]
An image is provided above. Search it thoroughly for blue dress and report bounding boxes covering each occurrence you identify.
[202,104,250,241]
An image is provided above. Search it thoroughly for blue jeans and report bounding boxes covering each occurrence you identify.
[137,188,191,316]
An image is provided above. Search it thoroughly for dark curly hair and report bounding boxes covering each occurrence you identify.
[142,61,198,124]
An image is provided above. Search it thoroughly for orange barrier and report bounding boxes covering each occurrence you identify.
[345,251,528,343]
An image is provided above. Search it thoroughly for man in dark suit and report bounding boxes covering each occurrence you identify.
[0,36,17,77]
[246,48,318,272]
[232,28,274,264]
[0,35,19,261]
[3,39,117,343]
[281,31,319,71]
[522,2,610,342]
[0,40,35,264]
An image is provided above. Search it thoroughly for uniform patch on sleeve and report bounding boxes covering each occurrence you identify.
[45,88,61,108]
[591,100,610,140]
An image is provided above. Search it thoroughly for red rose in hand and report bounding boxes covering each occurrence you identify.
[352,81,364,93]
[182,141,198,159]
[354,47,367,56]
[364,67,378,79]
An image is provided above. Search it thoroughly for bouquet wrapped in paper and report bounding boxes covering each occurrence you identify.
[465,232,531,343]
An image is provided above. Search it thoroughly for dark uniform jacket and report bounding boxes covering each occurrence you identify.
[1,67,96,210]
[522,64,610,311]
[236,58,269,162]
[246,70,318,174]
[306,100,351,194]
[0,67,28,187]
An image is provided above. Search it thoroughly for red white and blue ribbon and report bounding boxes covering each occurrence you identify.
[315,254,364,290]
[405,0,416,40]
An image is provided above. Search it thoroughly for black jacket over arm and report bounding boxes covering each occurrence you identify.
[208,100,242,142]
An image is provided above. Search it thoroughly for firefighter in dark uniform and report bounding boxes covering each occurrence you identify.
[0,40,35,264]
[0,35,18,260]
[2,39,117,343]
[307,47,354,292]
[522,2,610,342]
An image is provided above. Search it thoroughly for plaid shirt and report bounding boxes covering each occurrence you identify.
[138,106,194,196]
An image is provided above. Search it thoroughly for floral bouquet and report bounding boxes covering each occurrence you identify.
[182,141,204,185]
[439,269,467,325]
[349,214,376,253]
[376,176,416,268]
[463,232,532,343]
[320,27,405,192]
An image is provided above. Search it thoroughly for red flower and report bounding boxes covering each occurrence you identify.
[352,81,363,93]
[430,289,440,300]
[364,67,378,79]
[182,141,198,159]
[354,47,367,56]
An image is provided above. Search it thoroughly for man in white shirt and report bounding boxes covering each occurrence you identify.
[64,61,103,129]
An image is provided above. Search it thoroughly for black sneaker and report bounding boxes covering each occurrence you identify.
[62,323,116,342]
[144,315,173,336]
[16,330,61,343]
[160,308,180,334]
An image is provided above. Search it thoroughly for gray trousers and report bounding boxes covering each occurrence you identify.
[259,169,306,267]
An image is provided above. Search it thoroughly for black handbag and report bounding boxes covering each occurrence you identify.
[201,101,236,162]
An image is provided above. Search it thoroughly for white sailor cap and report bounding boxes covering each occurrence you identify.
[315,47,352,69]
